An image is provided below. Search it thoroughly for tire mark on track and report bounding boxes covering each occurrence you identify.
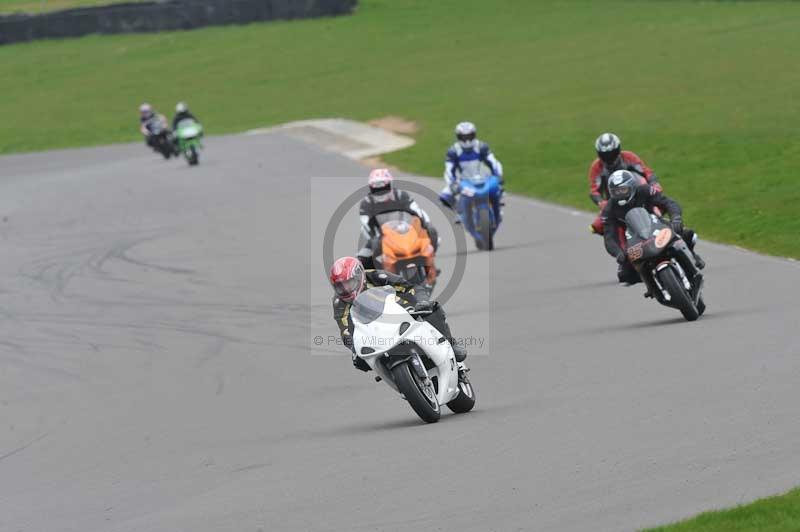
[0,432,48,465]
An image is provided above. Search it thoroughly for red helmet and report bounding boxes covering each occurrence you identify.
[368,168,394,195]
[329,257,365,302]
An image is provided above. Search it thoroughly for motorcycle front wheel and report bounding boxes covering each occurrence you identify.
[657,267,699,321]
[477,208,494,251]
[392,361,440,423]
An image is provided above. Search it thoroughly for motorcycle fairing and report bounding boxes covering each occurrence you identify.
[351,287,459,405]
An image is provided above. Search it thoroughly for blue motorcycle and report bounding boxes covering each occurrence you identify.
[456,174,502,251]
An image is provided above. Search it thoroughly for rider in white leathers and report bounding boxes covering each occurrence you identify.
[439,121,504,210]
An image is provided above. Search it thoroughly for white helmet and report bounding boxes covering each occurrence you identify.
[176,101,188,113]
[139,103,153,119]
[455,121,477,149]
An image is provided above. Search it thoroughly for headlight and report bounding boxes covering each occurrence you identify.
[654,228,672,248]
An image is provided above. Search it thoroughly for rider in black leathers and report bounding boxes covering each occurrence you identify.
[601,170,705,284]
[358,169,439,268]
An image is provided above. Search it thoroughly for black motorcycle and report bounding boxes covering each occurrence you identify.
[146,119,176,159]
[624,207,706,321]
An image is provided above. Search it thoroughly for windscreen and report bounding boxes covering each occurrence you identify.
[375,210,416,229]
[351,286,394,324]
[461,172,487,185]
[624,208,656,240]
[375,211,416,235]
[177,119,196,129]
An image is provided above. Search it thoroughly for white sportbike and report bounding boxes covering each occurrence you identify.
[351,286,476,423]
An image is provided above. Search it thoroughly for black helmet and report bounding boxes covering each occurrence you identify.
[608,170,638,206]
[595,132,621,166]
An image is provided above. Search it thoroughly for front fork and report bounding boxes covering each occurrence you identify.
[671,239,699,280]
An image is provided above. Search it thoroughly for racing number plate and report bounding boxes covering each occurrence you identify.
[627,243,644,261]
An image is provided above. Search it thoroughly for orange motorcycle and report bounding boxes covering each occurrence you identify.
[371,211,437,289]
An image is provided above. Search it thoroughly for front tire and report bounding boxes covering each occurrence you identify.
[477,208,494,251]
[657,267,699,321]
[391,361,440,423]
[187,146,199,166]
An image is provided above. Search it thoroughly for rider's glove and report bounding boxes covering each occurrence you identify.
[598,200,608,210]
[670,217,684,235]
[414,300,437,313]
[616,252,628,265]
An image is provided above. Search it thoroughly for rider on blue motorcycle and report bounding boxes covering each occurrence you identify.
[439,122,504,211]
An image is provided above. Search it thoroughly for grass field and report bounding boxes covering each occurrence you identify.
[1,0,799,257]
[0,0,143,14]
[645,487,800,532]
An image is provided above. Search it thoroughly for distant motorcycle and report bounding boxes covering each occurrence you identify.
[174,119,203,166]
[350,286,475,423]
[146,118,175,159]
[624,207,706,321]
[456,174,502,250]
[368,211,438,293]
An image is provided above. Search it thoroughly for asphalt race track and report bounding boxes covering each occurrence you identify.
[1,132,798,532]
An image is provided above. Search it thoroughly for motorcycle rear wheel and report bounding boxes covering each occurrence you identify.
[187,146,199,166]
[657,267,699,321]
[446,372,476,414]
[392,361,440,423]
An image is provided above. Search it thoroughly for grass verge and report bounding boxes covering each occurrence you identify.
[646,487,800,532]
[1,0,799,257]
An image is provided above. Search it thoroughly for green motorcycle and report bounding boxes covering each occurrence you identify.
[174,119,203,166]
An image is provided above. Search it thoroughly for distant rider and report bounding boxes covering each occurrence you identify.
[357,168,440,268]
[439,122,504,211]
[602,169,705,285]
[588,133,662,235]
[139,103,169,148]
[329,256,466,372]
[171,101,199,130]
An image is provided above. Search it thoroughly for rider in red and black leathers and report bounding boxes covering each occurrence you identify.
[589,133,662,235]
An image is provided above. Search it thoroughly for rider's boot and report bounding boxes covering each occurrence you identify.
[684,229,706,269]
[693,253,706,270]
[457,361,470,383]
[642,274,658,299]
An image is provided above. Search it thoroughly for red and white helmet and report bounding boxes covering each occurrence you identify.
[368,168,394,195]
[329,257,365,302]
